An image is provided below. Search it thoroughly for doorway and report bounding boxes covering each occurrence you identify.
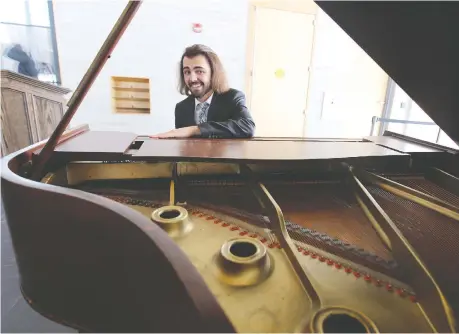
[246,2,316,137]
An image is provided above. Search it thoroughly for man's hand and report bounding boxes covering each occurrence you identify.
[150,126,200,139]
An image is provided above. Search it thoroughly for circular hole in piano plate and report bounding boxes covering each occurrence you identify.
[214,238,273,287]
[322,314,367,333]
[311,307,377,333]
[151,205,192,239]
[229,241,258,258]
[160,209,181,219]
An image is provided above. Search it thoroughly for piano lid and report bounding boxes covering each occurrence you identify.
[314,1,459,145]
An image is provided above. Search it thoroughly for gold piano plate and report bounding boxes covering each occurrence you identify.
[122,198,432,333]
[38,158,459,333]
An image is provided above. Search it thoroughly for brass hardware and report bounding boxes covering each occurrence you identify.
[365,170,459,221]
[348,166,456,333]
[256,182,321,304]
[213,237,273,287]
[41,172,56,184]
[176,162,240,175]
[356,194,392,251]
[40,169,68,186]
[239,163,322,328]
[150,205,192,239]
[93,197,434,333]
[311,307,378,333]
[378,182,459,220]
[64,161,173,185]
[40,160,454,333]
[426,167,459,197]
[61,162,242,185]
[169,180,175,205]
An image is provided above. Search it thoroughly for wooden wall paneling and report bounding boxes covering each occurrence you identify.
[1,88,33,154]
[24,91,41,143]
[33,96,64,141]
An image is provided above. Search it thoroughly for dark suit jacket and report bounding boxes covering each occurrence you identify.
[174,88,255,138]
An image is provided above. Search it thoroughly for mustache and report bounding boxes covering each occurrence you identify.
[188,80,203,86]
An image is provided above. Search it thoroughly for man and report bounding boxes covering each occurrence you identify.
[151,44,255,138]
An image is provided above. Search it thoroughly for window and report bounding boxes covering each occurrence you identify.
[385,81,458,149]
[0,0,60,85]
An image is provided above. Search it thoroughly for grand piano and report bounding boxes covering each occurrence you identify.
[2,1,458,333]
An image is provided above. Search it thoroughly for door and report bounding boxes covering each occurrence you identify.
[249,7,315,137]
[302,10,388,138]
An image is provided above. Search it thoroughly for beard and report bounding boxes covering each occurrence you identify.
[187,80,211,99]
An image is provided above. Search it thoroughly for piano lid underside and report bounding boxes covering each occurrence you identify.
[314,1,459,145]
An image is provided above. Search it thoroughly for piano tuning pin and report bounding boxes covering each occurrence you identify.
[396,288,405,297]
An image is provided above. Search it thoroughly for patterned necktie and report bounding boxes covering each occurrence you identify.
[195,102,209,124]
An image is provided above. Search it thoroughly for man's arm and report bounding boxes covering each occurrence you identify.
[197,90,255,138]
[151,101,199,139]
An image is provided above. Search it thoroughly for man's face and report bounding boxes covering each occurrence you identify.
[183,55,212,99]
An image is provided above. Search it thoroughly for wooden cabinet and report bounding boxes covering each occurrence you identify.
[1,70,71,156]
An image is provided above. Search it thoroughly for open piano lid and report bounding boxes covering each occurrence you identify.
[315,1,459,146]
[4,2,459,332]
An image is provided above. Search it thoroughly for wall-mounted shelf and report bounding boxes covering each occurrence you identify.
[111,76,151,114]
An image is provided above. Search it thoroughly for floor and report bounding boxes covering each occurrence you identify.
[1,203,74,333]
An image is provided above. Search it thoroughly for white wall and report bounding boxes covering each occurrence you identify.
[304,9,388,138]
[53,0,388,138]
[53,0,249,135]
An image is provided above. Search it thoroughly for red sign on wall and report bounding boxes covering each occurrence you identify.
[192,23,203,33]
